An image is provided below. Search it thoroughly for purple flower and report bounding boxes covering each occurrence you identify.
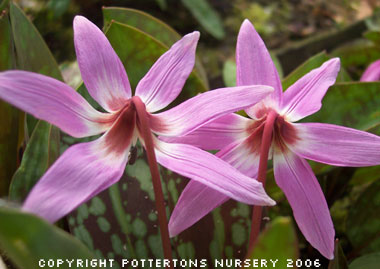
[0,16,275,223]
[360,59,380,81]
[167,19,380,259]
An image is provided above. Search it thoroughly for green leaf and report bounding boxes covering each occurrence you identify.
[47,0,71,18]
[0,206,96,269]
[347,180,380,255]
[181,0,225,40]
[302,82,380,135]
[222,59,236,87]
[8,2,62,200]
[282,51,330,90]
[247,217,298,268]
[349,252,380,269]
[328,240,348,269]
[102,7,208,90]
[9,2,62,80]
[332,40,380,78]
[155,0,167,10]
[364,30,380,44]
[105,21,207,108]
[9,121,60,201]
[0,5,22,196]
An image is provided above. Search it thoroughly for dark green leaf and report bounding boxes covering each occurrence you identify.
[102,7,208,90]
[9,121,60,201]
[347,180,380,255]
[155,0,167,10]
[328,240,348,269]
[302,82,380,135]
[8,2,62,201]
[0,6,22,196]
[364,30,380,44]
[0,206,96,269]
[9,2,62,80]
[282,51,330,90]
[247,217,298,268]
[349,252,380,269]
[181,0,225,40]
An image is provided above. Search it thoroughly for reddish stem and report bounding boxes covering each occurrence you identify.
[248,110,278,250]
[132,96,173,267]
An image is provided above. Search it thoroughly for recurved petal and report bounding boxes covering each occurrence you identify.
[150,85,273,137]
[237,19,282,111]
[360,59,380,81]
[273,150,335,260]
[74,16,131,112]
[0,70,111,138]
[159,113,250,151]
[135,32,199,113]
[281,58,340,122]
[154,139,275,206]
[169,180,228,237]
[22,134,131,223]
[168,139,259,237]
[289,123,380,167]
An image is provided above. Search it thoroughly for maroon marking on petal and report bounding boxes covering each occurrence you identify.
[244,117,266,154]
[273,116,299,151]
[148,113,170,134]
[105,100,136,155]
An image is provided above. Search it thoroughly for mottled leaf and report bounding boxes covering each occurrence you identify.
[303,82,380,135]
[247,217,298,268]
[181,0,225,40]
[0,206,96,269]
[347,180,380,255]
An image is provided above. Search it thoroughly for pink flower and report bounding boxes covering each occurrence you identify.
[360,59,380,81]
[167,20,380,259]
[0,17,275,223]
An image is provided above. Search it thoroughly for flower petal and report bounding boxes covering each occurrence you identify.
[236,19,282,112]
[159,113,250,150]
[281,58,340,122]
[74,16,131,112]
[135,32,199,113]
[289,123,380,167]
[273,150,334,259]
[169,180,228,237]
[0,70,111,137]
[22,110,137,223]
[360,59,380,81]
[168,139,260,236]
[150,85,273,137]
[154,139,275,206]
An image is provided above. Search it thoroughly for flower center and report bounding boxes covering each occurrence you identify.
[104,99,136,155]
[245,108,299,155]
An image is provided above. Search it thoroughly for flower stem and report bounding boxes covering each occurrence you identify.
[132,96,173,267]
[249,110,277,250]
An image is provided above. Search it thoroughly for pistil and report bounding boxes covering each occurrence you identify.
[248,110,278,250]
[132,96,173,268]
